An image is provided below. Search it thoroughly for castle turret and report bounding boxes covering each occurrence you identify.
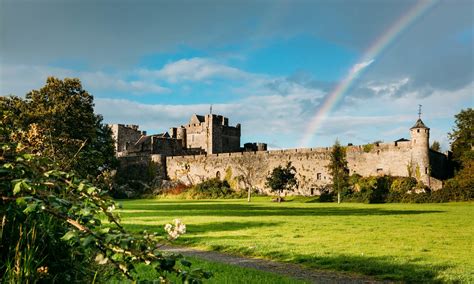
[410,118,430,185]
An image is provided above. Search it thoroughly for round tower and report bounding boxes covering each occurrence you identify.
[410,118,430,185]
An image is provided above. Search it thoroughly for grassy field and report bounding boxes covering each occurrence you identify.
[118,197,473,282]
[128,256,307,284]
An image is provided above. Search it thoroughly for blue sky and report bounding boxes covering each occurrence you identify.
[1,0,473,151]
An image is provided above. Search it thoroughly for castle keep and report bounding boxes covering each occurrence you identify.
[112,114,450,194]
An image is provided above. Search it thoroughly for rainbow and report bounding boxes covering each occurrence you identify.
[298,0,438,147]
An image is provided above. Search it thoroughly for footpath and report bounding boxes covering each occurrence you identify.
[161,246,389,284]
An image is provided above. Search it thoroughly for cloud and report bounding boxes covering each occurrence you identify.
[365,77,410,97]
[139,58,251,83]
[0,64,170,97]
[350,59,374,74]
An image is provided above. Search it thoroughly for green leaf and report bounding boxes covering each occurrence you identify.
[61,230,77,241]
[13,181,22,195]
[81,235,94,247]
[23,203,39,214]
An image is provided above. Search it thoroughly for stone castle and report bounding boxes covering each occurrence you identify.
[111,113,451,194]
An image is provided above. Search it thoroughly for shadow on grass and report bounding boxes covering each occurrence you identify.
[123,221,280,235]
[119,202,443,218]
[289,254,448,282]
[178,242,448,283]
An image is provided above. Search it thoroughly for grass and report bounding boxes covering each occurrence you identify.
[128,256,307,284]
[118,197,474,282]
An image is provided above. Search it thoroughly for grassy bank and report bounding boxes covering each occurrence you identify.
[118,197,473,282]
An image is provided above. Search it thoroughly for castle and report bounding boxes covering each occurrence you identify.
[111,113,451,194]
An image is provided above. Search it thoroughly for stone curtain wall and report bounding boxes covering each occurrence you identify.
[347,141,413,178]
[166,141,445,194]
[167,148,333,195]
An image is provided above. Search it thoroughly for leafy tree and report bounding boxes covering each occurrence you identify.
[235,154,266,202]
[430,141,441,152]
[1,77,117,179]
[327,140,349,204]
[444,108,474,198]
[449,108,473,169]
[1,91,209,282]
[265,162,297,203]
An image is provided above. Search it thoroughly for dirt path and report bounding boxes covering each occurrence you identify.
[161,245,389,283]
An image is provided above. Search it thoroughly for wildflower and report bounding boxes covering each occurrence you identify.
[37,266,49,275]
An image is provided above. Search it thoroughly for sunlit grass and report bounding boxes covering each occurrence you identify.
[130,256,307,284]
[118,197,474,282]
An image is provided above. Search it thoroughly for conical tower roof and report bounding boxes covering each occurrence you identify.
[410,119,430,130]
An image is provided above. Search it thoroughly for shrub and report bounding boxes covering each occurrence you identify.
[187,178,244,199]
[390,177,417,193]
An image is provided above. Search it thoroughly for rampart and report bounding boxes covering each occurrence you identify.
[165,140,445,194]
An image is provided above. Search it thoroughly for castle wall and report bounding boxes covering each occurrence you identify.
[110,124,145,153]
[347,141,413,177]
[165,142,440,195]
[185,122,209,152]
[166,148,332,195]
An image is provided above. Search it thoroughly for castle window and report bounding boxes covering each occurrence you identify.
[417,129,420,133]
[310,188,314,195]
[216,171,221,179]
[317,173,322,180]
[425,167,428,174]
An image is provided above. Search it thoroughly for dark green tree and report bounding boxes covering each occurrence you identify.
[327,140,349,204]
[265,162,297,203]
[444,108,474,199]
[448,108,473,169]
[1,77,117,179]
[430,140,441,152]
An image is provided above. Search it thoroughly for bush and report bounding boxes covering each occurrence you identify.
[390,177,417,193]
[187,178,244,199]
[346,176,393,203]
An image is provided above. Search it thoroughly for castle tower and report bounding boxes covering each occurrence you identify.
[410,118,430,185]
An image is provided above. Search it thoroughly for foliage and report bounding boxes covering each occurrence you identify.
[265,162,297,202]
[1,77,117,179]
[389,177,418,193]
[430,141,441,152]
[448,108,473,168]
[1,89,209,282]
[362,143,374,153]
[327,140,349,202]
[188,178,243,199]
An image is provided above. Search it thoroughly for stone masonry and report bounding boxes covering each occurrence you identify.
[113,115,451,193]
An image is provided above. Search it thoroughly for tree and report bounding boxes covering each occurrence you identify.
[430,141,441,152]
[448,108,473,168]
[1,77,117,179]
[327,140,349,204]
[265,162,297,203]
[444,108,474,198]
[235,154,266,202]
[1,82,209,282]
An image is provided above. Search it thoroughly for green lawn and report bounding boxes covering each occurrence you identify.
[118,197,474,282]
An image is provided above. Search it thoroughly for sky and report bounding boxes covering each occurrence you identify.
[1,0,473,151]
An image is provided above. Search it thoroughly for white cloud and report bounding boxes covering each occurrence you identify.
[140,58,251,83]
[366,77,410,96]
[350,59,375,74]
[0,64,170,97]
